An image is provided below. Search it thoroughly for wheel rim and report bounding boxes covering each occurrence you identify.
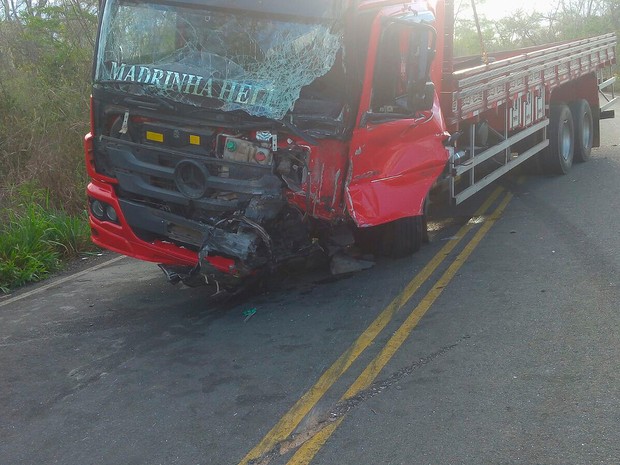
[582,111,593,149]
[560,119,572,161]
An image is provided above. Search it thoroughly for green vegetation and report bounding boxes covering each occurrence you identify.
[0,1,98,293]
[0,187,93,293]
[454,0,620,56]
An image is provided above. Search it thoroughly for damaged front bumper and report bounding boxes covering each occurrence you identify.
[85,102,350,289]
[87,181,246,283]
[88,181,321,288]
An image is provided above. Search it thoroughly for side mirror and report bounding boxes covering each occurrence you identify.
[407,81,435,112]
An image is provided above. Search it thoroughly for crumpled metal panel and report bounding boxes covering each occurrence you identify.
[345,97,449,227]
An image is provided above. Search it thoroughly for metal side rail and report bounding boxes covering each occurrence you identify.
[598,66,617,113]
[449,119,549,205]
[449,34,616,123]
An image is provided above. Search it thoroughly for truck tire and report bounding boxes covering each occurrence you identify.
[379,215,425,257]
[569,99,593,162]
[543,104,574,175]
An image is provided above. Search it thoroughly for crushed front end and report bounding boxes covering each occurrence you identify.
[87,120,334,287]
[86,0,352,288]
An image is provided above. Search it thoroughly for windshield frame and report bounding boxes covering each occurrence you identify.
[93,0,344,121]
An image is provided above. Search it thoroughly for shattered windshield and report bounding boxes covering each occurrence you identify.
[95,0,342,120]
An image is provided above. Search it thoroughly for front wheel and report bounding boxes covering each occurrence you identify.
[543,104,574,175]
[375,216,426,257]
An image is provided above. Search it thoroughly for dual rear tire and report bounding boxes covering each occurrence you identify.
[570,99,593,163]
[543,99,593,174]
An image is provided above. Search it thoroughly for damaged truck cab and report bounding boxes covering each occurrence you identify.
[85,0,449,287]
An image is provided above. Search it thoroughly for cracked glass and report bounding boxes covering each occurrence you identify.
[95,0,342,120]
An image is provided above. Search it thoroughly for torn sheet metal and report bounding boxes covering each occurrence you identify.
[346,97,450,227]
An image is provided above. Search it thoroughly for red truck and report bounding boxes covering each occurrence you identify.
[84,0,616,290]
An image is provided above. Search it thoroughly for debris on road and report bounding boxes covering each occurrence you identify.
[329,252,374,275]
[243,308,257,322]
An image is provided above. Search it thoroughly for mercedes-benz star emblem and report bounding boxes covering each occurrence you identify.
[173,159,210,199]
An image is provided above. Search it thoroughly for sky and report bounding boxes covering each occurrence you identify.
[460,0,552,19]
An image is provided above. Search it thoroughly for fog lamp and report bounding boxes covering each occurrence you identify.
[91,200,105,220]
[105,205,118,222]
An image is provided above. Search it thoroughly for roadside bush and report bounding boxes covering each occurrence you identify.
[0,2,97,214]
[0,1,98,292]
[0,187,94,293]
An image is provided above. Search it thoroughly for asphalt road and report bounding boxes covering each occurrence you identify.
[2,117,620,465]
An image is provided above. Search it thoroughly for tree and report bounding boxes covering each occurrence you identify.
[455,0,620,57]
[0,0,98,212]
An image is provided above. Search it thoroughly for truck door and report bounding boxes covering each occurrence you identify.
[345,16,449,228]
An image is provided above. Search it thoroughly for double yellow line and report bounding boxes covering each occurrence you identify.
[238,187,513,465]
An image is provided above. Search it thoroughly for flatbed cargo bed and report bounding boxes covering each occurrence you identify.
[445,33,617,126]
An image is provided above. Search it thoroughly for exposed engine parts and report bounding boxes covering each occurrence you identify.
[96,113,317,287]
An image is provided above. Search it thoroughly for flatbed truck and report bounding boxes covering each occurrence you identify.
[84,0,616,289]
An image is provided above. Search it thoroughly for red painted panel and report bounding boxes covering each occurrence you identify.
[346,96,449,226]
[87,181,236,276]
[346,4,450,227]
[285,139,350,221]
